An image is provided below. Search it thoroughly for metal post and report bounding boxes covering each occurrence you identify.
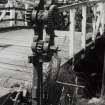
[32,55,43,105]
[28,1,59,105]
[99,2,105,35]
[92,4,97,41]
[37,60,43,105]
[32,60,38,105]
[31,0,44,101]
[69,8,76,57]
[25,3,28,26]
[95,2,103,36]
[81,5,87,49]
[101,48,105,99]
[9,0,15,26]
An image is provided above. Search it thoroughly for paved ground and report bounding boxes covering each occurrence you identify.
[0,29,91,98]
[0,29,34,97]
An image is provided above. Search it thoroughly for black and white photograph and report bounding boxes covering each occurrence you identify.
[0,0,105,105]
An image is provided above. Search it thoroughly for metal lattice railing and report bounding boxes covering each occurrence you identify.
[57,0,105,58]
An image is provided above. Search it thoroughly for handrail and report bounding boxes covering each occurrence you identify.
[0,7,26,11]
[16,0,34,5]
[58,0,105,12]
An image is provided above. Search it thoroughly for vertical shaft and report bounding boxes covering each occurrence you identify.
[39,61,43,105]
[32,57,43,105]
[32,62,37,105]
[101,48,105,99]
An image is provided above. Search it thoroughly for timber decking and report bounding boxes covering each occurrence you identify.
[0,29,33,96]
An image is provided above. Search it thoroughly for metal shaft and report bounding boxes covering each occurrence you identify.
[32,57,43,105]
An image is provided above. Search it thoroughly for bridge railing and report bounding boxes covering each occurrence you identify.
[0,0,31,28]
[58,0,105,58]
[0,7,26,27]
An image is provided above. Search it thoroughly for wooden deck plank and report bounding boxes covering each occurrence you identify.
[0,45,31,54]
[0,57,31,67]
[0,62,32,73]
[0,77,32,88]
[0,68,32,81]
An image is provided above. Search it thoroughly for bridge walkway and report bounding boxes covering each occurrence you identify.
[0,29,33,96]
